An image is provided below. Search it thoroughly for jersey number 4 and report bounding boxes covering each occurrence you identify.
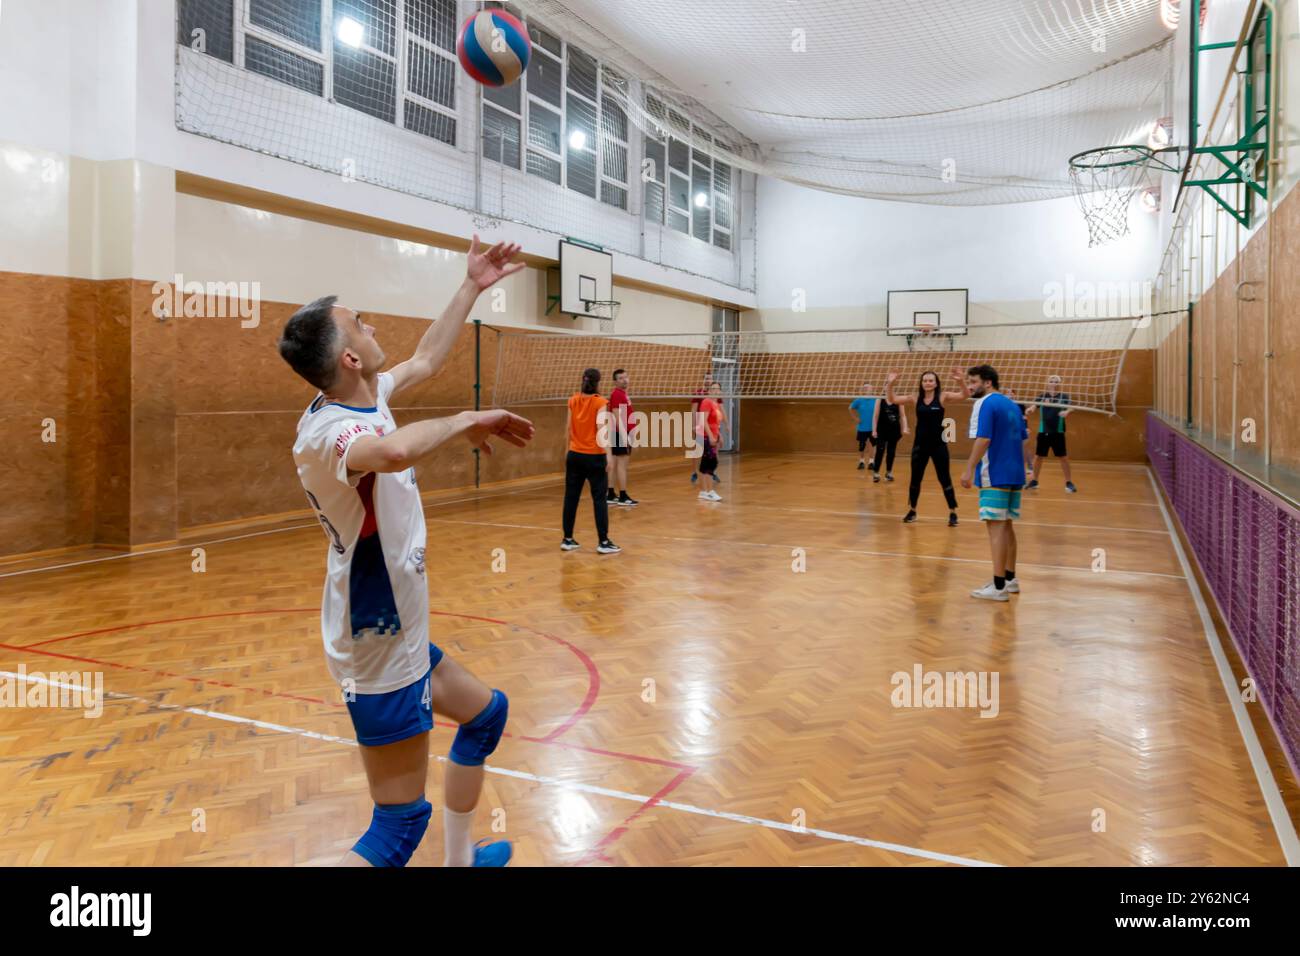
[305,491,345,555]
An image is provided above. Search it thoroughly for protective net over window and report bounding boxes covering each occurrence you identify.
[175,0,1174,300]
[490,317,1143,414]
[174,0,755,290]
[511,0,1174,205]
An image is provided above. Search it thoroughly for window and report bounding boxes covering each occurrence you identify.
[178,0,457,148]
[643,93,737,249]
[477,15,628,207]
[178,0,234,62]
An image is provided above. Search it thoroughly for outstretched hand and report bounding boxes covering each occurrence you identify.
[467,234,525,291]
[465,409,535,456]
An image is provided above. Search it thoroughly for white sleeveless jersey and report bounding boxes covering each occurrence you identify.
[292,372,430,695]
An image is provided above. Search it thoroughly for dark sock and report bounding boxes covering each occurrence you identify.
[993,576,1006,590]
[1005,569,1016,581]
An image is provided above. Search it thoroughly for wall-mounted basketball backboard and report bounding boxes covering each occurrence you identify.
[886,289,969,335]
[555,238,616,320]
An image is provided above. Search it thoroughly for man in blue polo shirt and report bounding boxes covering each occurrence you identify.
[960,364,1028,602]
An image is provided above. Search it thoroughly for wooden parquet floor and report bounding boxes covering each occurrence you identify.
[1,453,1295,866]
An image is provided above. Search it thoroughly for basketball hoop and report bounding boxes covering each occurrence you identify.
[582,299,621,322]
[1068,144,1179,247]
[905,324,954,352]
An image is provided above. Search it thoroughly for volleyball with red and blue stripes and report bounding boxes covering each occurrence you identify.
[457,10,531,88]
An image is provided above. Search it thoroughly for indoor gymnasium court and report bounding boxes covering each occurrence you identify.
[2,0,1299,881]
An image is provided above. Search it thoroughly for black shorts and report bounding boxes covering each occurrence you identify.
[856,430,874,444]
[1036,432,1068,457]
[610,444,630,457]
[700,439,719,475]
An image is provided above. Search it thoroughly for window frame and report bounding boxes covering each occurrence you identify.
[210,0,461,147]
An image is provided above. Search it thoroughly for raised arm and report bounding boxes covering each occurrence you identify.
[387,235,524,397]
[885,371,913,407]
[345,409,534,474]
[940,366,968,404]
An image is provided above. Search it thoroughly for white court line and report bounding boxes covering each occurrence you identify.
[425,516,1187,581]
[1,670,995,868]
[1143,470,1300,866]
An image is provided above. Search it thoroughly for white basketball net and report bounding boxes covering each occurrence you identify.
[1069,146,1154,247]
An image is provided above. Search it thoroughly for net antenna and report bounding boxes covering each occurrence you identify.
[1068,144,1180,247]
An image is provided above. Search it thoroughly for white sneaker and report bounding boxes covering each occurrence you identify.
[970,581,1010,602]
[707,490,723,501]
[698,491,712,500]
[1004,579,1020,593]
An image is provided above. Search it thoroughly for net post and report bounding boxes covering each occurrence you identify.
[473,318,481,489]
[1185,302,1195,429]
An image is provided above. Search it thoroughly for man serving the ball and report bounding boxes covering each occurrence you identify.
[279,236,534,866]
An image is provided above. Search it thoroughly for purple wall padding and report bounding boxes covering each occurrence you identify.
[1147,413,1300,781]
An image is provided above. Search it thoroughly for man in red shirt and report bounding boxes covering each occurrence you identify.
[606,368,638,506]
[690,374,715,484]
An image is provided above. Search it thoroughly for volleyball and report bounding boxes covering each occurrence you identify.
[457,9,531,88]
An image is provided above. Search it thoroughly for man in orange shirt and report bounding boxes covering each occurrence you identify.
[561,367,621,554]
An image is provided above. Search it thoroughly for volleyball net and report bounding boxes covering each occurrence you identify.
[490,316,1143,413]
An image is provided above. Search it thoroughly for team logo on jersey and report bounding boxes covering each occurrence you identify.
[334,423,373,458]
[410,547,426,575]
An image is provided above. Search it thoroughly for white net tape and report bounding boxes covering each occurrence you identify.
[491,317,1142,414]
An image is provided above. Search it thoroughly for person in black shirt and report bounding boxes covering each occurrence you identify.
[885,368,969,526]
[1025,375,1077,493]
[869,396,908,483]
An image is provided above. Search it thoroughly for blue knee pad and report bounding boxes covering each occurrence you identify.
[449,689,508,767]
[351,796,432,867]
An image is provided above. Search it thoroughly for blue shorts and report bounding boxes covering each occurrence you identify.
[346,644,445,746]
[978,487,1022,521]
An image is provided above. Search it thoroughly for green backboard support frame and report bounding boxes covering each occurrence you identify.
[1183,0,1272,228]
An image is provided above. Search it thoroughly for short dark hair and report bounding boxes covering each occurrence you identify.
[967,364,999,389]
[613,368,626,379]
[580,367,601,395]
[279,295,341,391]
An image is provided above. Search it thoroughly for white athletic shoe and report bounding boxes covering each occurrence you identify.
[970,581,1010,602]
[1004,579,1020,593]
[698,491,713,500]
[708,490,723,501]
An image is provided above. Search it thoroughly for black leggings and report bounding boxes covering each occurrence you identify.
[908,442,958,511]
[562,451,609,540]
[872,435,899,474]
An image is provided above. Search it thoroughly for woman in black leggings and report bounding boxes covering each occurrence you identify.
[885,369,968,527]
[870,398,907,482]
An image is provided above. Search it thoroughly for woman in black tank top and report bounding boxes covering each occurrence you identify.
[869,399,907,482]
[884,369,969,527]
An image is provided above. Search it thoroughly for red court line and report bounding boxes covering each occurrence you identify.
[576,767,698,865]
[19,608,597,741]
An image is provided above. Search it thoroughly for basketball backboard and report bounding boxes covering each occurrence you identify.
[558,238,614,319]
[886,289,968,336]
